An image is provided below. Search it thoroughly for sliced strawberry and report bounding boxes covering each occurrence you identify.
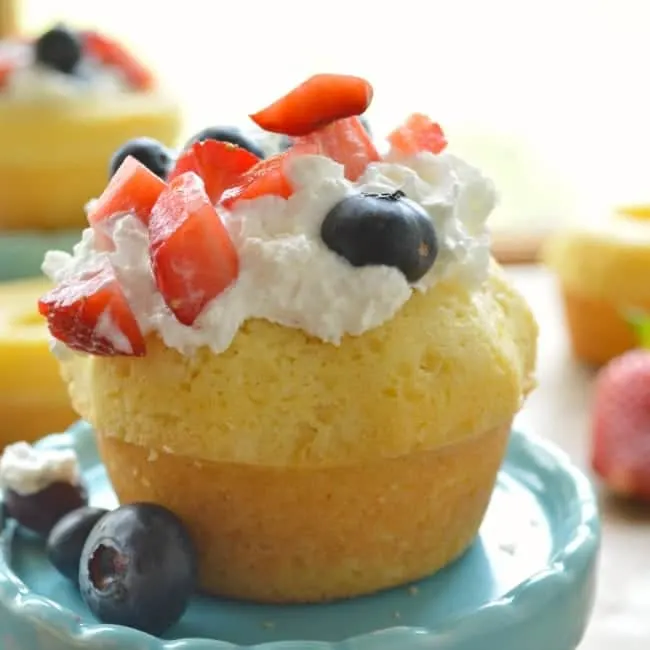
[87,156,167,250]
[168,140,260,204]
[591,349,650,501]
[0,61,12,89]
[293,116,380,181]
[149,172,239,326]
[388,113,448,156]
[83,30,154,91]
[250,73,373,137]
[38,259,145,357]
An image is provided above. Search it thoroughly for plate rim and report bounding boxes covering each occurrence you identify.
[0,421,600,650]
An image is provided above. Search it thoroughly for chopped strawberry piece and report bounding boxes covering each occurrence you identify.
[0,61,12,88]
[149,172,239,326]
[83,30,154,91]
[591,349,650,501]
[250,73,373,137]
[87,156,166,250]
[38,259,145,357]
[294,116,380,181]
[388,113,448,156]
[168,140,260,205]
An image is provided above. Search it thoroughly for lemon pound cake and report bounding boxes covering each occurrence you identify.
[39,73,538,603]
[544,206,650,365]
[0,24,181,231]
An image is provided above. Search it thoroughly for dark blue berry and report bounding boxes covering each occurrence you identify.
[186,126,265,158]
[47,506,108,582]
[321,190,438,283]
[278,115,372,152]
[109,137,173,180]
[34,25,83,75]
[79,503,198,636]
[3,481,88,537]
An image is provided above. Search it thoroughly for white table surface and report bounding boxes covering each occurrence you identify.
[506,265,650,650]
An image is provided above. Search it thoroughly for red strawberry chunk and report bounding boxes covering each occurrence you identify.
[149,172,239,326]
[168,140,260,205]
[294,116,381,181]
[38,259,145,357]
[591,349,650,501]
[250,73,373,137]
[388,113,448,156]
[87,156,166,250]
[0,61,12,89]
[83,30,154,91]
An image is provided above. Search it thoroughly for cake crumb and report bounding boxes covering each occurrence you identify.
[193,461,203,469]
[147,449,158,462]
[141,477,151,488]
[499,541,517,555]
[162,445,173,454]
[408,585,419,596]
[262,620,276,630]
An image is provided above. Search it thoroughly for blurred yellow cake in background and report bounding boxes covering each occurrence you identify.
[0,277,77,448]
[543,205,650,365]
[0,23,181,232]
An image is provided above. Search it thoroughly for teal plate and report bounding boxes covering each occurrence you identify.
[0,421,600,650]
[0,230,80,281]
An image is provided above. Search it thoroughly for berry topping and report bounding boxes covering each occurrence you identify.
[388,113,448,156]
[321,190,438,283]
[47,506,108,582]
[34,25,83,75]
[278,115,373,153]
[83,30,154,91]
[185,126,266,159]
[591,348,650,501]
[250,73,373,137]
[79,503,198,636]
[294,116,380,181]
[109,137,173,181]
[88,156,166,249]
[149,172,240,326]
[4,482,88,537]
[168,139,260,204]
[38,258,146,356]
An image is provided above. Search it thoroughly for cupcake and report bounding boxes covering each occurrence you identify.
[543,205,650,365]
[0,277,77,447]
[39,73,538,603]
[0,23,181,233]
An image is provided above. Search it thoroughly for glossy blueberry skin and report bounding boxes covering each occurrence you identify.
[321,190,438,283]
[46,506,108,582]
[34,25,83,74]
[279,115,372,151]
[3,481,89,537]
[185,126,265,158]
[79,503,198,636]
[109,137,174,180]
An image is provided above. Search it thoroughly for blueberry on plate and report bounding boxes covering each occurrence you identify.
[34,24,83,75]
[185,126,265,158]
[321,190,438,283]
[109,137,173,180]
[47,506,108,582]
[3,481,89,537]
[79,502,198,636]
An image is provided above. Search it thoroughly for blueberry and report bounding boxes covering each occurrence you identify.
[34,25,83,75]
[109,137,173,180]
[79,503,198,636]
[3,481,88,537]
[185,126,265,158]
[47,506,108,582]
[321,190,438,283]
[278,115,371,152]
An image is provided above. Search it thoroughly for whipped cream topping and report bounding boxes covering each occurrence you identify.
[0,42,132,103]
[0,442,80,495]
[43,151,496,355]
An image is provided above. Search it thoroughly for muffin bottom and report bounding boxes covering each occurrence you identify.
[561,286,648,365]
[97,422,511,603]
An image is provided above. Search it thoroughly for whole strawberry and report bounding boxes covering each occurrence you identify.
[591,348,650,500]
